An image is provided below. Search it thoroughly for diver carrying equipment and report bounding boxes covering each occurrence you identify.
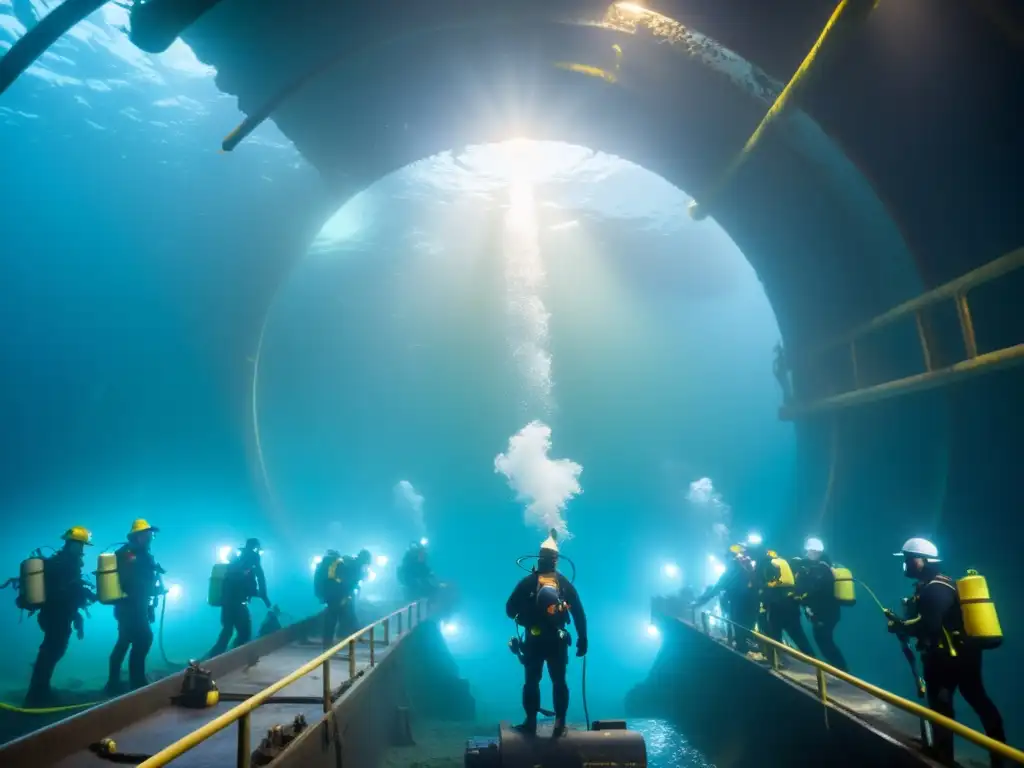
[465,721,645,767]
[252,715,309,766]
[956,569,1003,650]
[95,551,125,605]
[208,562,228,607]
[174,661,220,709]
[831,565,856,606]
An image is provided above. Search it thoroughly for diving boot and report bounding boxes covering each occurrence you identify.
[515,715,537,735]
[552,718,567,738]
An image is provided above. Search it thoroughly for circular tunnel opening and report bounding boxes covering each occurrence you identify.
[254,138,795,717]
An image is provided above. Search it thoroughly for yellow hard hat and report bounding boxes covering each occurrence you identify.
[62,526,93,546]
[128,519,159,536]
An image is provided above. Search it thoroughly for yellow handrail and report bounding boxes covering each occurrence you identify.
[138,600,427,768]
[695,611,1024,765]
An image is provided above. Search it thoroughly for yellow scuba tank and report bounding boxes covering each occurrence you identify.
[767,556,795,589]
[208,563,228,607]
[95,551,125,605]
[19,555,46,609]
[956,570,1002,650]
[831,565,856,606]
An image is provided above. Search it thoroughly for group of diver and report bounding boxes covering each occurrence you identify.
[688,534,1008,767]
[7,523,438,709]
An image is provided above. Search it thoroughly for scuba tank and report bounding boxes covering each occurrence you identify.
[175,662,220,709]
[95,551,125,605]
[831,565,856,606]
[765,553,795,589]
[19,554,46,610]
[956,570,1003,650]
[208,563,228,608]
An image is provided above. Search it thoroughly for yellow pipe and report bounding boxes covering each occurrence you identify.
[696,612,1024,764]
[137,601,425,768]
[688,0,878,220]
[781,342,1024,419]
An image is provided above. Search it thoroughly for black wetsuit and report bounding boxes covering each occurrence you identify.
[900,567,1006,767]
[208,550,269,658]
[397,548,436,602]
[757,556,817,660]
[318,556,361,649]
[793,556,847,671]
[506,570,588,724]
[107,543,162,691]
[694,558,759,651]
[26,545,96,704]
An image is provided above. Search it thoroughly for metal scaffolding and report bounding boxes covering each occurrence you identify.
[780,246,1024,420]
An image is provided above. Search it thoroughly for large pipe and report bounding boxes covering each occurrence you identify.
[465,721,646,768]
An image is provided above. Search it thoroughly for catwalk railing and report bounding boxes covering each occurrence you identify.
[137,600,428,768]
[780,245,1024,419]
[692,610,1024,765]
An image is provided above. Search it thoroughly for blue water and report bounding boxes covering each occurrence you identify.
[0,6,792,766]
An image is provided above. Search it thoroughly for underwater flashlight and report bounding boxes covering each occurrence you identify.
[217,546,233,564]
[420,537,429,547]
[166,583,183,601]
[646,623,660,638]
[746,531,763,546]
[662,562,680,579]
[441,621,459,637]
[310,555,323,572]
[375,555,389,567]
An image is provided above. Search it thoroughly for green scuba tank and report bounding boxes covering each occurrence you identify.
[208,563,228,607]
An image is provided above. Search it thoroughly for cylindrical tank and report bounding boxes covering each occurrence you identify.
[957,572,1003,650]
[19,557,46,609]
[465,722,647,768]
[95,552,124,605]
[209,563,228,607]
[832,566,856,606]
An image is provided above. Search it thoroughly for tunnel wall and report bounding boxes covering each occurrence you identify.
[625,613,936,768]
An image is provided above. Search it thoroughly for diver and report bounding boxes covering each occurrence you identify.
[792,537,848,672]
[886,539,1007,767]
[505,530,587,738]
[315,549,370,650]
[691,544,762,660]
[24,527,98,706]
[756,547,817,663]
[397,540,436,601]
[106,519,164,693]
[207,539,271,658]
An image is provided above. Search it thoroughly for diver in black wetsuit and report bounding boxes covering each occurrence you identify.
[792,537,848,672]
[107,519,164,693]
[506,531,587,738]
[316,549,370,649]
[887,538,1007,768]
[756,549,817,662]
[207,539,271,658]
[397,541,437,602]
[25,527,97,706]
[691,543,761,658]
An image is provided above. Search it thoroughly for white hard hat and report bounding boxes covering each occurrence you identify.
[804,537,825,553]
[893,537,940,562]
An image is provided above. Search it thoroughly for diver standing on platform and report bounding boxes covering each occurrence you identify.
[207,538,271,658]
[756,548,817,662]
[106,519,164,693]
[316,549,370,649]
[506,530,588,738]
[792,537,848,672]
[886,538,1007,768]
[691,544,761,659]
[397,540,437,602]
[24,527,97,706]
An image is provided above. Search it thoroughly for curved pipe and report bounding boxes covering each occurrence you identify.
[0,0,107,98]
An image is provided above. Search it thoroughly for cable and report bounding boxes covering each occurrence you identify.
[157,593,187,669]
[0,699,101,714]
[581,654,590,730]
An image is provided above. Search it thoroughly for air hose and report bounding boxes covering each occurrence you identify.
[581,654,590,730]
[688,0,879,220]
[157,592,187,669]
